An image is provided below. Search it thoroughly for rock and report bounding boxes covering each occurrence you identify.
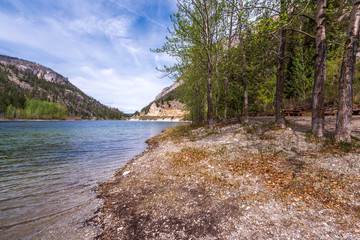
[154,80,184,102]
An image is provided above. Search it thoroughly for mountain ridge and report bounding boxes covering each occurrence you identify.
[154,80,184,102]
[0,54,125,120]
[0,55,72,85]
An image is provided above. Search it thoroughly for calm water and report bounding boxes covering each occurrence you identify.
[0,120,182,240]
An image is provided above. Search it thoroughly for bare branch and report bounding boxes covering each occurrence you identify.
[288,28,345,47]
[288,28,315,39]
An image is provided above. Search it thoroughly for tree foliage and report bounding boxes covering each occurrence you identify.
[155,0,360,140]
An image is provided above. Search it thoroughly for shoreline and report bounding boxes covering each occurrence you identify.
[0,118,85,122]
[127,118,191,123]
[0,118,126,122]
[0,118,189,123]
[0,119,74,122]
[95,116,360,239]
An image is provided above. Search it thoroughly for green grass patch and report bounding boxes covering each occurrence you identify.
[305,131,321,143]
[305,131,359,154]
[323,135,359,154]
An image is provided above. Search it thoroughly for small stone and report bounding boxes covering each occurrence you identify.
[123,171,131,176]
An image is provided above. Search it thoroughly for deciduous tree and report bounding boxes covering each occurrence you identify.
[311,0,327,138]
[335,0,360,142]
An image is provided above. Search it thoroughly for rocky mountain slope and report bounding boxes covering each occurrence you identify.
[154,80,183,102]
[0,55,72,85]
[131,81,188,121]
[0,55,125,120]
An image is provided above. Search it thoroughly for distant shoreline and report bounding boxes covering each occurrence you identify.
[0,118,190,123]
[0,118,89,122]
[128,117,190,123]
[0,118,134,122]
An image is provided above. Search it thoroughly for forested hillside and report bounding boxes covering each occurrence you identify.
[0,55,125,120]
[155,0,360,141]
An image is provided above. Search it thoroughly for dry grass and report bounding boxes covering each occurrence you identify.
[171,148,208,167]
[146,124,216,144]
[226,152,358,215]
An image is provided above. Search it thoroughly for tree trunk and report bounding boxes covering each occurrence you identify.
[311,0,327,138]
[224,74,229,119]
[335,0,360,142]
[242,45,248,123]
[215,22,220,120]
[275,0,287,128]
[201,0,214,127]
[224,0,235,120]
[200,96,205,123]
[207,61,213,126]
[215,68,219,119]
[239,0,248,123]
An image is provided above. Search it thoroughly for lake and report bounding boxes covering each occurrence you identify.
[0,120,182,240]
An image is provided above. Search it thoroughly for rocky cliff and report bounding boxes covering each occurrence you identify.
[154,80,184,102]
[140,100,187,118]
[131,81,188,121]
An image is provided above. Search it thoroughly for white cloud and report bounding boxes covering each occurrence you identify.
[0,0,177,113]
[154,53,176,69]
[68,16,131,38]
[71,68,168,112]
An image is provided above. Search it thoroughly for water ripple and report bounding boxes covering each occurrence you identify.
[0,120,182,239]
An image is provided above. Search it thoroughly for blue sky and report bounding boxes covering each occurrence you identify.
[0,0,177,113]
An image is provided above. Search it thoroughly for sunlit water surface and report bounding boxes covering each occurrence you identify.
[0,120,182,240]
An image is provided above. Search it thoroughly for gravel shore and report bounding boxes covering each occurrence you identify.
[95,116,360,239]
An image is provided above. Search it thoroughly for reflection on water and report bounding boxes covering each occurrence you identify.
[0,120,182,239]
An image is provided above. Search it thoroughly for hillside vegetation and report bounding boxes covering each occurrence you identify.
[0,55,125,120]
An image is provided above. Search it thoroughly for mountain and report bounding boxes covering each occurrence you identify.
[0,55,125,120]
[154,80,184,102]
[131,80,188,121]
